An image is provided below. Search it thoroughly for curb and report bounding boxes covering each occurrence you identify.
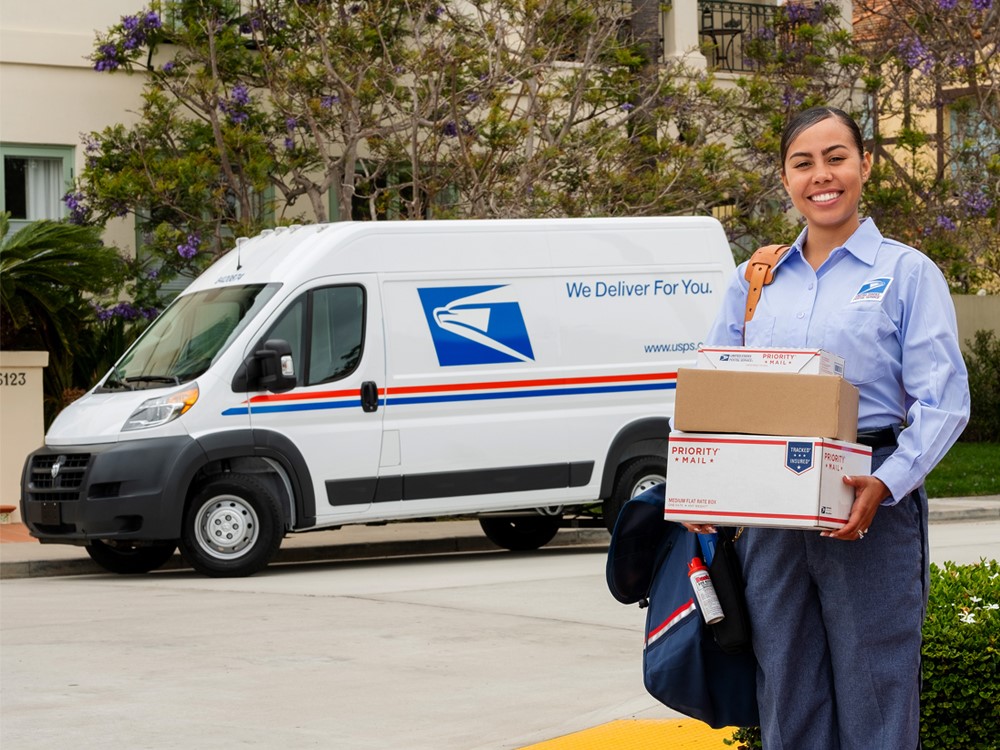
[3,503,998,580]
[0,527,610,580]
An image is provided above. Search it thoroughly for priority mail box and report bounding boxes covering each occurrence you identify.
[664,431,873,530]
[696,347,845,376]
[672,369,859,442]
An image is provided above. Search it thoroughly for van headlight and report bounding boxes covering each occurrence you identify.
[122,384,199,432]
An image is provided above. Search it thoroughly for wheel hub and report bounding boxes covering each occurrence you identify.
[194,496,259,559]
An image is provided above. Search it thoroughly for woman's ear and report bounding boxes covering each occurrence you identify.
[861,151,873,183]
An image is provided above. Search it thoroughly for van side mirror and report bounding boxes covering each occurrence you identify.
[255,339,297,393]
[232,339,297,394]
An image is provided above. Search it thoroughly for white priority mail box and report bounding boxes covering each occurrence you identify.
[696,347,845,376]
[664,431,872,530]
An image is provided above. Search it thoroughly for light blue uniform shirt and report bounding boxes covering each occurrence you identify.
[706,218,970,504]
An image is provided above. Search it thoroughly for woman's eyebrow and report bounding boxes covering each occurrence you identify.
[788,144,851,160]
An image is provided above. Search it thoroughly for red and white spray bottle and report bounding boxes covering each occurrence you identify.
[688,557,725,625]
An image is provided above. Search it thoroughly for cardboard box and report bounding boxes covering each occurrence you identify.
[664,431,872,530]
[696,347,845,376]
[672,369,859,442]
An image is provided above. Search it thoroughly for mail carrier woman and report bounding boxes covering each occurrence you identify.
[685,107,970,749]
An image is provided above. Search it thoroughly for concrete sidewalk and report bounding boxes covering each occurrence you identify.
[3,495,999,579]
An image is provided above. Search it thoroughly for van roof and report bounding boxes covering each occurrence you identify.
[185,216,734,295]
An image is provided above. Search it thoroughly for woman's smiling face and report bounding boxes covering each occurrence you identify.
[781,116,872,239]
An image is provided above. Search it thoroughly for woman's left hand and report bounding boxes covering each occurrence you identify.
[822,475,891,542]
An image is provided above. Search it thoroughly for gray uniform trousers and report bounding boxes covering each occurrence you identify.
[736,444,928,750]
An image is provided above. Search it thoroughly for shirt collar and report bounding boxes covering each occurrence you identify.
[785,218,883,268]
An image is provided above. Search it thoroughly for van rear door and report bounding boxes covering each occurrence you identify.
[245,276,386,519]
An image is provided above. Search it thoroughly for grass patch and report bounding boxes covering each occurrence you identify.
[924,442,1000,498]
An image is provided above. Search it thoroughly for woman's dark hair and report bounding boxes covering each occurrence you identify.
[780,107,865,169]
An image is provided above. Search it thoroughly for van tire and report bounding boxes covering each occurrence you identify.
[479,515,561,551]
[179,474,284,578]
[604,456,667,533]
[85,540,177,574]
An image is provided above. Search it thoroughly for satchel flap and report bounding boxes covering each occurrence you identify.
[606,484,673,604]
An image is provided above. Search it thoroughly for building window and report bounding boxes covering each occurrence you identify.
[0,144,74,230]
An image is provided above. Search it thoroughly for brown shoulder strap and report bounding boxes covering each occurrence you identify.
[743,244,791,334]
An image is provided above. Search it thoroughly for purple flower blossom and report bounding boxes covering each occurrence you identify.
[285,116,298,130]
[62,191,89,224]
[937,0,959,8]
[972,0,991,9]
[231,84,250,106]
[146,269,160,280]
[321,95,338,109]
[144,11,161,29]
[936,215,957,231]
[283,137,295,150]
[442,120,458,137]
[897,36,934,74]
[176,233,200,259]
[782,89,806,108]
[162,61,175,73]
[220,85,251,125]
[620,102,635,112]
[962,189,993,217]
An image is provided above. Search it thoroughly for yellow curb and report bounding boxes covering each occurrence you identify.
[520,719,736,749]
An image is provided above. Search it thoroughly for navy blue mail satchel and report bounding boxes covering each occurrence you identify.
[606,484,759,729]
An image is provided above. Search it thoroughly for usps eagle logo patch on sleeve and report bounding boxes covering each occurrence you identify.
[851,277,893,303]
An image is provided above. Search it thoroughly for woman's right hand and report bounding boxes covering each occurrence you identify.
[682,523,717,534]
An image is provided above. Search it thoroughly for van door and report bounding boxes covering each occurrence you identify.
[246,277,385,521]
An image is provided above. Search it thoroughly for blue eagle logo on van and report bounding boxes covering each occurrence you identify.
[418,285,534,366]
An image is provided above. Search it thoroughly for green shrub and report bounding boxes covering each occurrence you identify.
[727,560,1000,749]
[921,560,1000,750]
[962,329,1000,443]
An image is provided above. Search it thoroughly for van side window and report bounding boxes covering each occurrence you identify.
[308,286,364,384]
[263,285,365,387]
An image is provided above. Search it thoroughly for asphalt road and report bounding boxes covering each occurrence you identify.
[2,519,998,750]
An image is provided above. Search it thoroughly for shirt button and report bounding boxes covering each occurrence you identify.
[808,283,814,290]
[796,312,805,319]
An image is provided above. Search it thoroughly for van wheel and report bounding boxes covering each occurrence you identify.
[479,515,561,551]
[179,474,284,578]
[85,540,177,574]
[604,456,667,533]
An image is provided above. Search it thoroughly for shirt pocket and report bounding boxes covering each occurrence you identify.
[822,308,896,384]
[744,316,775,347]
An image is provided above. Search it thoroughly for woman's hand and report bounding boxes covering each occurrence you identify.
[822,475,891,542]
[682,523,717,534]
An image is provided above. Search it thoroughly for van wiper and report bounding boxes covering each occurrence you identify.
[125,375,181,385]
[101,366,134,390]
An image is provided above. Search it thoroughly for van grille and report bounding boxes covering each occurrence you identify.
[27,453,91,501]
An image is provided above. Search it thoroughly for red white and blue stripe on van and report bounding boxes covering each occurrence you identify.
[221,371,677,416]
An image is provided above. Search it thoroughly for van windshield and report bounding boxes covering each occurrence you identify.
[99,284,279,391]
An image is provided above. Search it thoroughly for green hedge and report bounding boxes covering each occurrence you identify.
[727,560,1000,749]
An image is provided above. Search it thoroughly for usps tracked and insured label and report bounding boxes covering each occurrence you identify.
[851,277,893,303]
[784,441,815,475]
[564,277,714,299]
[418,285,535,366]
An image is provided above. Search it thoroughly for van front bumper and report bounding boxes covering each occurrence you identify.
[20,436,205,543]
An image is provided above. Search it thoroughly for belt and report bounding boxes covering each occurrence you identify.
[856,426,898,449]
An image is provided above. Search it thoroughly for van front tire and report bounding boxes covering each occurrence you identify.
[180,474,284,578]
[479,515,561,551]
[85,539,177,574]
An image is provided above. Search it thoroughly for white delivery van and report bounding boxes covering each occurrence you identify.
[21,217,735,577]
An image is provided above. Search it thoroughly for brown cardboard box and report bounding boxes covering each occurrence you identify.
[672,368,859,442]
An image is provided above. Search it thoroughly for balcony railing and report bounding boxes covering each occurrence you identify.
[698,1,779,73]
